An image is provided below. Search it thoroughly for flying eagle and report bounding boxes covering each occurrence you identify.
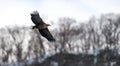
[31,11,55,42]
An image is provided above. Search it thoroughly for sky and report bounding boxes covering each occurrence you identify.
[0,0,120,28]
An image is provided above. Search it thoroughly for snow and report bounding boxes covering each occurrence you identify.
[0,13,120,65]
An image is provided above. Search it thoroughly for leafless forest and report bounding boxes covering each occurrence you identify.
[0,13,120,66]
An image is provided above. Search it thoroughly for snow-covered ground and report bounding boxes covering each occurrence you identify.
[0,13,120,66]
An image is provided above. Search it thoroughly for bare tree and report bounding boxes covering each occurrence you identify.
[55,17,78,53]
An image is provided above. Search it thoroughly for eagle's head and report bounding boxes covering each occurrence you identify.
[30,11,39,16]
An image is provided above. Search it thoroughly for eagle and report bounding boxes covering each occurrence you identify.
[30,11,55,42]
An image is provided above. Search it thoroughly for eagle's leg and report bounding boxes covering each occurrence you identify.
[32,26,38,30]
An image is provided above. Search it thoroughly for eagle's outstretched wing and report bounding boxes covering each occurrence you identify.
[39,28,55,42]
[31,11,44,25]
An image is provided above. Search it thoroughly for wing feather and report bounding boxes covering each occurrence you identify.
[39,28,55,42]
[31,11,44,25]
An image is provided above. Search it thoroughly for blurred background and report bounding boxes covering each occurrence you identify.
[0,0,120,66]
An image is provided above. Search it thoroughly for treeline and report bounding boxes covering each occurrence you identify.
[0,13,120,65]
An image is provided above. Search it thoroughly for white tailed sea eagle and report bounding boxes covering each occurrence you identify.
[31,11,55,42]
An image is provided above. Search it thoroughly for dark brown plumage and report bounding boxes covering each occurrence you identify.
[31,11,55,42]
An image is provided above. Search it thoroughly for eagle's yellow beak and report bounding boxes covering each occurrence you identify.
[46,24,51,26]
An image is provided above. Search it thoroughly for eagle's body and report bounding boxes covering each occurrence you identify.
[31,11,55,42]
